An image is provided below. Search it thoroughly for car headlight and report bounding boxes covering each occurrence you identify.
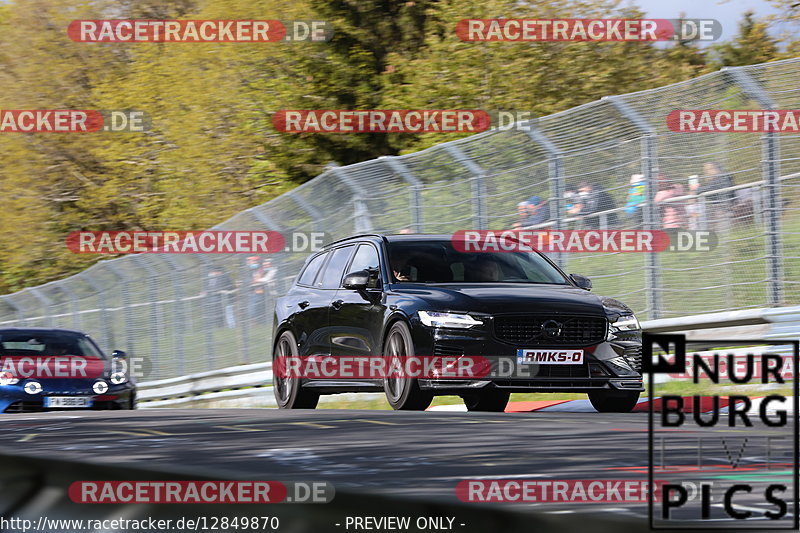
[0,372,19,386]
[24,381,42,394]
[110,372,127,385]
[610,314,640,332]
[418,311,483,329]
[93,380,109,394]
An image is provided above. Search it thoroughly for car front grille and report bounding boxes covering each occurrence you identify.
[4,401,44,413]
[493,314,607,346]
[3,399,120,413]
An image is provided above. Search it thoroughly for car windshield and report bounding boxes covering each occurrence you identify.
[0,333,104,359]
[386,239,569,284]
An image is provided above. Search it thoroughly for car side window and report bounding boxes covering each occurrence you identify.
[347,244,381,288]
[317,246,355,289]
[297,252,327,286]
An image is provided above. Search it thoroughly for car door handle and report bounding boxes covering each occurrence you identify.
[297,300,310,309]
[331,299,344,310]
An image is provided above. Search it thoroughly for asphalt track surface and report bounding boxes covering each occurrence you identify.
[0,408,794,527]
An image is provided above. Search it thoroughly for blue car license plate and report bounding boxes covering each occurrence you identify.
[44,396,93,408]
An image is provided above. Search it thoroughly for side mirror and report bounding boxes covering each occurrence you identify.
[111,350,127,358]
[342,270,370,290]
[570,273,592,291]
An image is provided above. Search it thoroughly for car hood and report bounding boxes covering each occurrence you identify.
[391,283,608,315]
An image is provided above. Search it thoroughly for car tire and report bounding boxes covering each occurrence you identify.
[588,390,640,413]
[461,390,510,412]
[127,393,136,410]
[383,321,433,411]
[273,330,319,409]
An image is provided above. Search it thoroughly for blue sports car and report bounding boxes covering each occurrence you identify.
[0,328,136,413]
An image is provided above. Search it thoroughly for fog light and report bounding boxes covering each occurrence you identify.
[93,381,109,394]
[24,381,42,394]
[588,363,609,377]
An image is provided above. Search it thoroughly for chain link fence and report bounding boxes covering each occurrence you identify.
[1,58,798,381]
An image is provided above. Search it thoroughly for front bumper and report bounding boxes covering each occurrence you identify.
[410,318,643,394]
[0,382,135,413]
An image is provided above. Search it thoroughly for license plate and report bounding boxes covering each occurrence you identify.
[517,349,584,365]
[44,396,93,408]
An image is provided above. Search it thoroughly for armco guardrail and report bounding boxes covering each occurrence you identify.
[137,306,800,408]
[137,361,383,408]
[642,305,800,339]
[138,362,272,402]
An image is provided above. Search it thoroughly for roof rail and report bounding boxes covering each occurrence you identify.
[323,233,386,248]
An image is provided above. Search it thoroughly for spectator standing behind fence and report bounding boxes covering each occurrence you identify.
[258,258,278,296]
[512,196,550,228]
[204,267,235,328]
[689,162,734,230]
[624,174,646,227]
[570,181,618,228]
[653,175,687,228]
[564,185,578,217]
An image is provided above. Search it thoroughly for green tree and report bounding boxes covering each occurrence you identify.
[255,0,440,181]
[712,11,778,67]
[381,0,713,153]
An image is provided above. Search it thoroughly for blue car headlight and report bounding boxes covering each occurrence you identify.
[23,381,42,394]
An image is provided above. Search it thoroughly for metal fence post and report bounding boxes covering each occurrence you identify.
[29,288,54,327]
[105,261,135,356]
[724,66,784,306]
[0,296,24,326]
[196,254,217,372]
[77,273,113,350]
[330,167,373,233]
[57,282,82,331]
[133,255,162,378]
[525,125,566,268]
[442,144,487,230]
[246,207,287,366]
[159,255,186,376]
[287,190,326,234]
[381,156,424,233]
[606,95,662,319]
